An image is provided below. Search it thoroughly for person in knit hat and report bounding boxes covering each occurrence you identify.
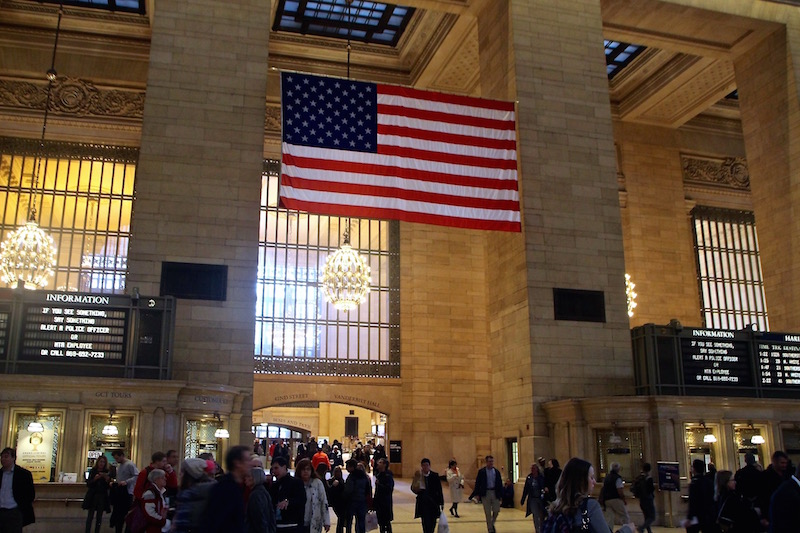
[172,458,216,533]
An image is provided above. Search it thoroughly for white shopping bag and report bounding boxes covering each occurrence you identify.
[438,511,449,533]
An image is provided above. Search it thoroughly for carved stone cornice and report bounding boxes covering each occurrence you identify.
[681,154,749,190]
[0,77,144,119]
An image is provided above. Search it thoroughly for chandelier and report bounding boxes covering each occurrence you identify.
[625,273,637,317]
[321,223,371,311]
[27,405,44,432]
[0,5,62,289]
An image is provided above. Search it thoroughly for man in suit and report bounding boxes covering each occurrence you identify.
[681,459,715,533]
[0,447,35,533]
[469,455,504,533]
[769,463,800,533]
[411,458,443,533]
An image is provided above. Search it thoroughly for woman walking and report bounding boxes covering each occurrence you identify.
[327,466,349,533]
[297,458,331,533]
[543,457,635,533]
[446,460,464,518]
[521,463,545,533]
[714,470,759,533]
[82,455,112,533]
[374,458,395,533]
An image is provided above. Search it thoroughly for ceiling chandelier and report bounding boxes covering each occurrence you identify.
[625,273,637,318]
[701,422,717,443]
[319,3,371,312]
[0,4,61,289]
[321,222,371,311]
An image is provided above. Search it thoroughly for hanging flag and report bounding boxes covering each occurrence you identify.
[279,72,521,232]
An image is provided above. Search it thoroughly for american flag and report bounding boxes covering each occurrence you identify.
[280,72,520,232]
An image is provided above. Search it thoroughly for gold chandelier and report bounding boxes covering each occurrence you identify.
[0,5,62,290]
[321,223,371,311]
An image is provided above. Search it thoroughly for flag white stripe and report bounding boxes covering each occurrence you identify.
[282,164,520,202]
[377,94,515,122]
[284,143,518,182]
[378,114,517,141]
[377,134,516,161]
[281,186,521,223]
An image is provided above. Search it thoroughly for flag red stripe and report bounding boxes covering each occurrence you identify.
[282,153,518,191]
[377,144,518,170]
[281,175,520,211]
[378,104,515,131]
[281,197,522,232]
[377,124,517,150]
[378,83,516,113]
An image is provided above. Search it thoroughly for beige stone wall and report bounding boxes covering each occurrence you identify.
[398,223,492,479]
[735,25,800,331]
[127,0,270,443]
[507,0,633,450]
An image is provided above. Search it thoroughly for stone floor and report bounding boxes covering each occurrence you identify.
[345,478,686,533]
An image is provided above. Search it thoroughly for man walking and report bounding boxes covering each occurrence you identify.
[0,447,35,533]
[682,459,715,533]
[412,458,443,533]
[769,463,800,533]
[110,450,138,533]
[469,455,503,533]
[203,445,251,533]
[599,462,630,530]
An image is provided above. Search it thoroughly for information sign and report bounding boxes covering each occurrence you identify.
[680,329,753,386]
[756,332,800,388]
[657,461,680,491]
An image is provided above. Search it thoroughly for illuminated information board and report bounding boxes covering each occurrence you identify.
[0,290,174,379]
[632,323,800,398]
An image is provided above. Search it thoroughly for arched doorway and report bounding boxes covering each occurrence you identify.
[253,402,389,469]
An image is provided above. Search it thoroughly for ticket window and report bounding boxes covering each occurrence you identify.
[782,428,800,467]
[685,425,718,474]
[184,419,224,462]
[733,424,767,469]
[12,409,63,483]
[86,413,134,479]
[594,428,644,481]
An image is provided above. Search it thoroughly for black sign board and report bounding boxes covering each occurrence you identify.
[389,440,402,464]
[657,461,680,491]
[756,333,800,388]
[680,329,753,387]
[0,289,174,379]
[632,324,800,398]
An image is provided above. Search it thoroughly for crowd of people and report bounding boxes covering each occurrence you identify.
[3,439,800,533]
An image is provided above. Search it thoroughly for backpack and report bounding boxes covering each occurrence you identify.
[542,500,589,533]
[631,473,647,499]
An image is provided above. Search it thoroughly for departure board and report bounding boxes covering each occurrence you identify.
[680,329,753,386]
[632,323,800,398]
[20,303,127,362]
[756,333,800,388]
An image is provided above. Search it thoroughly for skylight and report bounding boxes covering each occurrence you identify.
[273,0,415,47]
[604,40,646,80]
[34,0,145,14]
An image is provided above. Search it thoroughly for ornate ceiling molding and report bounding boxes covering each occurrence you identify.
[681,154,749,190]
[0,77,144,119]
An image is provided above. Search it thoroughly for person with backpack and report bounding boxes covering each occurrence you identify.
[542,457,634,533]
[631,463,655,533]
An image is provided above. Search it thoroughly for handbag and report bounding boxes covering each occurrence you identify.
[438,511,449,533]
[366,512,378,532]
[125,502,147,533]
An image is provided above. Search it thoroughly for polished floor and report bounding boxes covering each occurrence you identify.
[348,478,685,533]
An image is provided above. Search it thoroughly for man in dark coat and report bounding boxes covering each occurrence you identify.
[270,455,306,533]
[0,447,35,532]
[769,463,800,533]
[761,450,791,525]
[374,458,394,533]
[411,458,443,533]
[203,445,251,533]
[682,459,715,533]
[469,455,504,533]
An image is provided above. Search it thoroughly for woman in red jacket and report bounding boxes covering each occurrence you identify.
[140,468,168,533]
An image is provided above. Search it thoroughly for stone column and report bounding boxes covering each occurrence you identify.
[477,0,633,459]
[734,25,800,329]
[127,0,270,444]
